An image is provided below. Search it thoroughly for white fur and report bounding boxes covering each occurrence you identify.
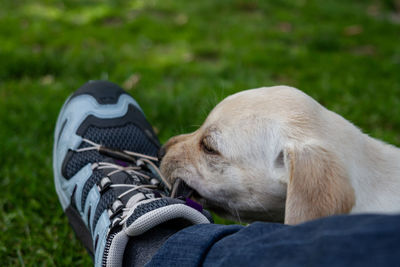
[161,86,400,224]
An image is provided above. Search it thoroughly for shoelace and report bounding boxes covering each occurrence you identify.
[75,138,172,227]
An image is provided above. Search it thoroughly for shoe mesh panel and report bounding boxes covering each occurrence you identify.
[93,189,116,230]
[64,123,158,179]
[81,169,103,211]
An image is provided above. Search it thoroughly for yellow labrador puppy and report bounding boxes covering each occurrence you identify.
[160,86,400,224]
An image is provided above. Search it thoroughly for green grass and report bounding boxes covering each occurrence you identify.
[0,0,399,265]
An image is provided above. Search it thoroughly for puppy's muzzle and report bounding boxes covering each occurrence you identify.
[170,178,195,198]
[157,146,167,161]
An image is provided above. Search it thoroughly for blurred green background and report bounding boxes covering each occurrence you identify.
[0,0,399,265]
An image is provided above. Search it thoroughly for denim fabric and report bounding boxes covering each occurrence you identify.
[147,214,400,267]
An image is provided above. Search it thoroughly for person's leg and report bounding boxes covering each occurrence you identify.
[148,213,400,267]
[122,220,189,266]
[53,81,212,266]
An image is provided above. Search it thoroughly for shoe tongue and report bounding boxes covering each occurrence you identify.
[113,159,130,168]
[98,159,157,207]
[96,157,148,186]
[99,155,167,199]
[99,147,165,189]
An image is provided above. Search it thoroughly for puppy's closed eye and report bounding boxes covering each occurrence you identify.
[275,150,285,168]
[200,136,220,155]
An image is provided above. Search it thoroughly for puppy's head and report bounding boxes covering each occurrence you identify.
[161,86,355,224]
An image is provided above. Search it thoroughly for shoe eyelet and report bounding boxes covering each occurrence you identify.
[150,178,160,185]
[109,200,124,220]
[111,217,122,228]
[97,177,112,194]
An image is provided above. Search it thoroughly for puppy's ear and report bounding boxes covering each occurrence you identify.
[284,143,355,225]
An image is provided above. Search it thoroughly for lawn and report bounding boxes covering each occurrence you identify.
[0,0,399,265]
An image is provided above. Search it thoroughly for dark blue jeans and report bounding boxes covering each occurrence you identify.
[147,214,400,267]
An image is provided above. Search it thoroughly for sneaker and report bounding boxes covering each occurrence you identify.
[53,81,212,267]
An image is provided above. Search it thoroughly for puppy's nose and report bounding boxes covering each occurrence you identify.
[158,146,167,161]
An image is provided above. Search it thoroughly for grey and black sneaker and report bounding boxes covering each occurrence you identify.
[53,81,212,267]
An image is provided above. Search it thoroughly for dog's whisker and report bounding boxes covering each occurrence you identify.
[252,198,269,213]
[231,206,242,224]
